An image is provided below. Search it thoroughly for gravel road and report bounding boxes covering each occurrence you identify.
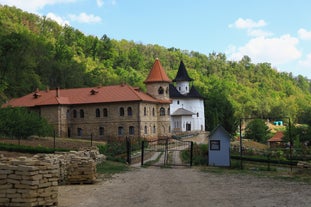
[58,167,311,207]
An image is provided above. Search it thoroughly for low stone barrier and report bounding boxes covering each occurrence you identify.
[0,147,106,206]
[0,155,58,207]
[297,161,311,169]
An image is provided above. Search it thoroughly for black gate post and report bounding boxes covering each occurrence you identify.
[190,141,193,167]
[126,136,131,164]
[90,133,93,147]
[141,140,145,166]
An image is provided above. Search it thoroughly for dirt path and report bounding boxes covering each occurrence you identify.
[58,167,311,207]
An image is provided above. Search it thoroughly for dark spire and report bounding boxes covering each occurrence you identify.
[172,61,194,82]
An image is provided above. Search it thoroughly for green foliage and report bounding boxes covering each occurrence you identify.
[0,107,53,138]
[182,143,208,165]
[0,142,68,153]
[96,160,129,175]
[245,119,270,143]
[1,5,311,131]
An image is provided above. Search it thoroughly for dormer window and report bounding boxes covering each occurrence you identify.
[90,89,98,95]
[33,93,41,98]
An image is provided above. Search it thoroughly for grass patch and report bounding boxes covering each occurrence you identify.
[0,142,68,154]
[96,160,129,175]
[200,160,311,183]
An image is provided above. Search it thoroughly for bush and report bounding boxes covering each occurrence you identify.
[182,143,208,165]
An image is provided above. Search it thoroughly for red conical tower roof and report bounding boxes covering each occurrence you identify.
[144,58,171,83]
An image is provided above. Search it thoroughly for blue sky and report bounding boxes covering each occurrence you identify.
[1,0,311,78]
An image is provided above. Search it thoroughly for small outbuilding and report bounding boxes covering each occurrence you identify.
[208,125,231,167]
[268,131,285,148]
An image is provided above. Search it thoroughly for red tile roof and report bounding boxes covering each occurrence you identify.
[268,131,284,142]
[144,58,172,83]
[4,84,171,107]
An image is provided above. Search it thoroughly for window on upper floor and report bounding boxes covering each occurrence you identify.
[120,107,124,116]
[160,107,165,116]
[103,108,108,117]
[95,108,100,117]
[73,109,77,118]
[152,108,155,116]
[144,107,147,116]
[158,86,164,94]
[80,109,84,118]
[144,125,148,134]
[127,107,132,116]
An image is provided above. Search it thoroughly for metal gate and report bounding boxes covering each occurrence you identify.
[141,138,193,167]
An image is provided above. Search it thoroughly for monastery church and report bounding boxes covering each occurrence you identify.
[5,59,205,140]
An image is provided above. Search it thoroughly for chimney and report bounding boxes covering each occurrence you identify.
[56,87,60,97]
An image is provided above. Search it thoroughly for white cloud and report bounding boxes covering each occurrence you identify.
[0,0,76,13]
[96,0,104,7]
[299,53,311,67]
[227,35,301,66]
[229,18,266,29]
[247,29,273,37]
[69,12,102,23]
[46,12,69,26]
[229,18,271,38]
[298,28,311,40]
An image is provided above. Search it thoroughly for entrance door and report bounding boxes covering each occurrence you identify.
[186,123,191,131]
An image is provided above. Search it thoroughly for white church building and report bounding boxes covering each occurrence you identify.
[169,61,205,133]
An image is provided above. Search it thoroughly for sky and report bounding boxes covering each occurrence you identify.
[1,0,311,78]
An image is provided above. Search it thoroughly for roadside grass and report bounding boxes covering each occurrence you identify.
[96,160,130,177]
[200,159,311,183]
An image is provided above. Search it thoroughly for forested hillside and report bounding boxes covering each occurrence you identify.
[1,5,311,132]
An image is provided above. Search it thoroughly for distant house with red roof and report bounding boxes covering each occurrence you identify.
[4,59,172,140]
[268,131,286,148]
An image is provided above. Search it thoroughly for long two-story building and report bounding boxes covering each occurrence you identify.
[5,59,172,140]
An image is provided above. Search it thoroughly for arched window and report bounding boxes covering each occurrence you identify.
[129,126,135,135]
[103,108,108,117]
[153,125,156,133]
[158,86,164,94]
[152,108,155,116]
[167,107,170,115]
[166,87,169,94]
[160,107,165,116]
[95,108,100,117]
[144,107,147,116]
[73,109,77,118]
[197,112,199,117]
[144,126,148,134]
[99,127,104,136]
[118,126,124,136]
[80,109,84,118]
[120,107,124,116]
[127,107,132,116]
[177,100,180,105]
